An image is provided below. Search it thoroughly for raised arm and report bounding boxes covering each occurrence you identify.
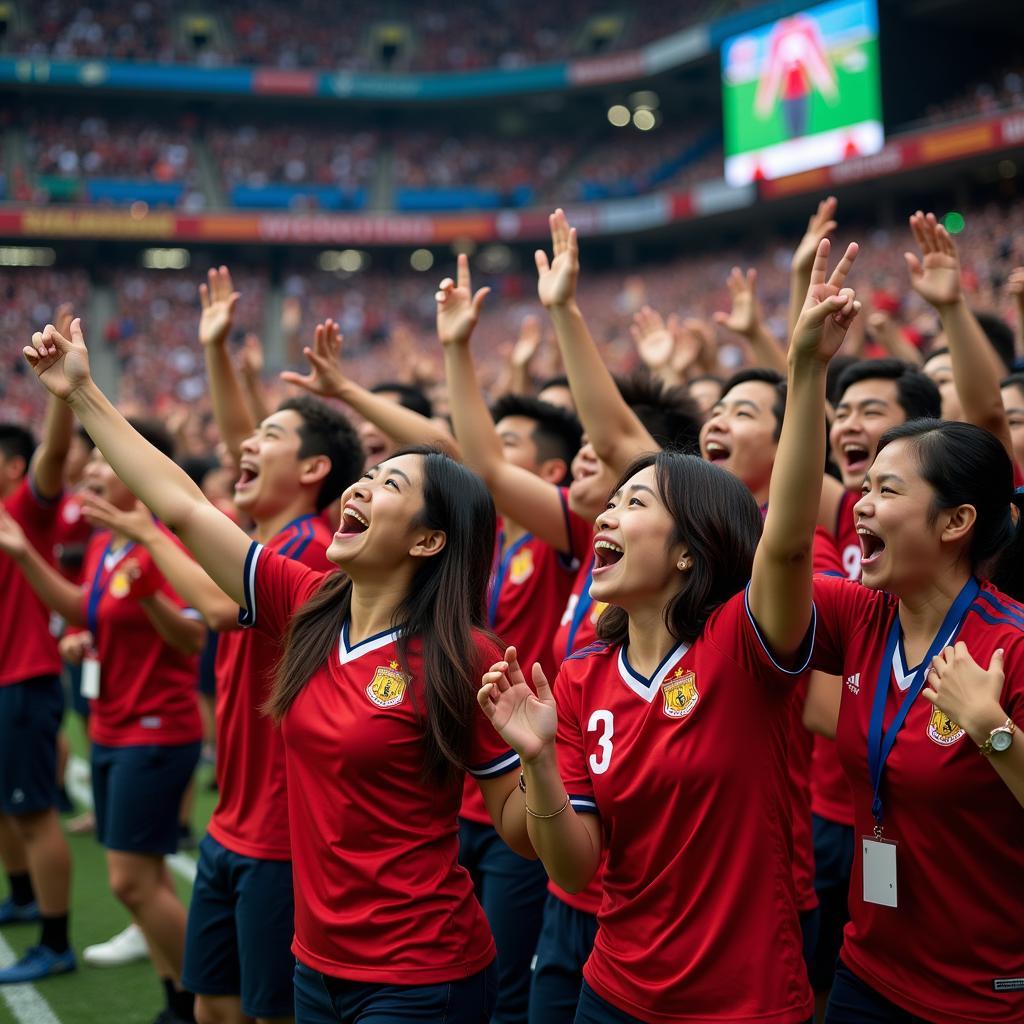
[866,310,923,366]
[437,256,573,552]
[282,320,456,456]
[238,332,272,426]
[788,197,838,343]
[0,505,84,625]
[906,211,1013,460]
[30,303,76,500]
[1008,268,1024,359]
[82,496,242,633]
[750,239,861,658]
[713,267,788,374]
[139,592,206,655]
[23,319,252,606]
[199,266,257,463]
[540,210,658,472]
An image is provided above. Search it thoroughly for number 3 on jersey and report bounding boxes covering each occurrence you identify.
[588,709,614,775]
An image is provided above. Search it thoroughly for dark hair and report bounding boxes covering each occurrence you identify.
[835,359,941,421]
[1001,372,1024,396]
[180,455,218,487]
[923,345,949,365]
[615,372,702,453]
[974,311,1015,373]
[74,425,95,451]
[127,419,176,461]
[877,419,1024,600]
[537,374,569,393]
[721,368,786,441]
[371,382,433,420]
[0,424,36,474]
[596,451,762,645]
[277,395,363,511]
[266,446,498,785]
[490,393,583,483]
[825,355,860,407]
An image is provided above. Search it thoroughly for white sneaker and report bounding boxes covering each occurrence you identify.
[83,923,149,967]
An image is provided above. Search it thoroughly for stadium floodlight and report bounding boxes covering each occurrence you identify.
[141,248,189,270]
[629,90,659,111]
[607,104,630,127]
[633,109,657,131]
[0,246,56,267]
[319,249,368,272]
[410,249,434,271]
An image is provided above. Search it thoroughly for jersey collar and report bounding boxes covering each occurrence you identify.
[617,641,690,703]
[338,620,401,666]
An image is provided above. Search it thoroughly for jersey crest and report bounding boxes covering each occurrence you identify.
[509,547,535,585]
[366,661,411,709]
[662,667,699,719]
[109,570,132,599]
[927,706,965,747]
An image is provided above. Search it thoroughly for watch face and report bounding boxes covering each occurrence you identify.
[991,729,1013,752]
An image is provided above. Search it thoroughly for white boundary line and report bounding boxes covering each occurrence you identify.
[66,757,197,885]
[0,927,64,1024]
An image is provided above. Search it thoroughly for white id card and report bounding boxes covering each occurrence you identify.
[81,656,101,700]
[862,837,898,908]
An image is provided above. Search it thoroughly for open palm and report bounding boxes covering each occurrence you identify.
[905,211,961,309]
[198,265,240,347]
[280,319,347,398]
[536,209,579,309]
[478,647,558,763]
[23,318,92,401]
[436,254,490,347]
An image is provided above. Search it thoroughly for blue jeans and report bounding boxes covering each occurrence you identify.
[293,960,497,1023]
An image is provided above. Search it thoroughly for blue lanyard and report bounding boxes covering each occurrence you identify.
[86,538,134,637]
[487,530,532,629]
[866,577,978,833]
[565,559,595,655]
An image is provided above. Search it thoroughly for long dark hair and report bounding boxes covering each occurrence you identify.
[597,450,763,646]
[877,420,1024,600]
[265,446,498,785]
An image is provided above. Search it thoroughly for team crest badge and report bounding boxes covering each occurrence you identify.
[109,572,132,599]
[661,667,699,719]
[927,706,965,746]
[366,661,410,709]
[509,547,534,585]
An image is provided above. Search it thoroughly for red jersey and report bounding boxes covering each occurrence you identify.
[240,541,520,985]
[461,489,590,825]
[812,575,1024,1023]
[53,491,93,584]
[552,555,609,667]
[207,514,334,861]
[81,528,202,747]
[834,488,861,581]
[554,589,814,1023]
[0,478,61,687]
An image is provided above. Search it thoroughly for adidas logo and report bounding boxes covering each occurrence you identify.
[845,673,861,695]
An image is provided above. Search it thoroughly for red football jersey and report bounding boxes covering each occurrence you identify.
[240,541,520,985]
[53,491,93,584]
[812,574,1024,1023]
[461,489,591,825]
[833,488,861,581]
[554,590,814,1023]
[0,478,62,687]
[81,529,202,747]
[207,514,334,861]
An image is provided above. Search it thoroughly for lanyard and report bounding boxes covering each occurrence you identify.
[565,559,595,655]
[86,539,134,637]
[866,577,978,835]
[487,530,532,629]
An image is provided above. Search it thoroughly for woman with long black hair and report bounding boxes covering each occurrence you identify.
[20,317,531,1024]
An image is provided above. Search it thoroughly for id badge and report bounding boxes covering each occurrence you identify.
[862,837,898,908]
[81,656,101,700]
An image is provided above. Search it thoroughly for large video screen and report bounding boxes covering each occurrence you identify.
[722,0,883,186]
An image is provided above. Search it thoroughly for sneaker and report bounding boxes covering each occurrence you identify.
[0,898,40,925]
[0,944,76,984]
[83,923,149,967]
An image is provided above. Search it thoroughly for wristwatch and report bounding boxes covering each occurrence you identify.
[979,718,1016,756]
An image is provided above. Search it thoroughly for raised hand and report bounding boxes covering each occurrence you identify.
[791,238,861,363]
[713,267,762,338]
[792,196,839,274]
[924,643,1006,746]
[630,306,677,372]
[1008,267,1024,312]
[436,253,490,347]
[511,314,543,369]
[198,265,240,348]
[81,495,159,546]
[239,333,264,376]
[280,319,347,399]
[0,505,28,559]
[478,646,557,764]
[536,208,579,309]
[23,317,92,401]
[904,211,962,309]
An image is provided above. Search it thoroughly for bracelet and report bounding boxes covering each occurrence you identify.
[525,794,571,819]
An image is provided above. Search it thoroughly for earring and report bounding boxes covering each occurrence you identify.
[677,559,689,571]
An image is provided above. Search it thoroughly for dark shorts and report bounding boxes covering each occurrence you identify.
[824,960,930,1023]
[810,814,855,992]
[529,893,598,1024]
[0,675,63,815]
[182,834,295,1019]
[197,632,218,699]
[91,741,200,854]
[458,817,548,1024]
[293,959,496,1024]
[64,659,90,720]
